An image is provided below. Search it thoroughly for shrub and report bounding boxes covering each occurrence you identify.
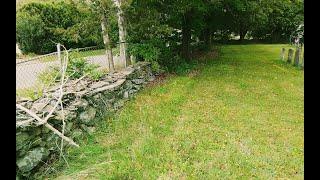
[174,61,196,75]
[66,52,102,80]
[16,87,44,101]
[165,56,196,75]
[16,2,104,54]
[88,70,104,81]
[16,11,48,54]
[128,43,160,62]
[150,61,162,74]
[38,66,61,86]
[38,52,104,86]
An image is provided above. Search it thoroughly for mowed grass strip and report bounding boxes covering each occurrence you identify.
[51,44,304,179]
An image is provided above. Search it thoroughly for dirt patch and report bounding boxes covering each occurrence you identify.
[191,48,219,62]
[146,49,219,84]
[188,69,200,78]
[196,50,219,63]
[147,73,174,87]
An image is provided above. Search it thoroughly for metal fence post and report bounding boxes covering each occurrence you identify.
[57,43,61,68]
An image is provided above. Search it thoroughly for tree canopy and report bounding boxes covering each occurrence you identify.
[16,0,304,70]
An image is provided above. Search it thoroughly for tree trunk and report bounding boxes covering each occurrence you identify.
[239,30,247,41]
[239,23,247,41]
[114,0,130,67]
[101,14,115,72]
[182,10,192,61]
[204,27,211,47]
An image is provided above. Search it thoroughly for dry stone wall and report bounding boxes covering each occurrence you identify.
[16,62,155,178]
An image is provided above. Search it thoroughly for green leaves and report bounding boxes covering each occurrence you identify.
[250,0,304,42]
[38,52,104,86]
[17,0,303,73]
[16,11,47,53]
[129,43,160,62]
[16,1,103,54]
[66,52,102,80]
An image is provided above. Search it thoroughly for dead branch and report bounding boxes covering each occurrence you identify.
[44,123,79,147]
[16,43,79,148]
[16,104,46,124]
[58,49,68,158]
[16,104,79,147]
[16,118,35,127]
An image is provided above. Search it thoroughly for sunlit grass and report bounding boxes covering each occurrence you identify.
[49,44,304,179]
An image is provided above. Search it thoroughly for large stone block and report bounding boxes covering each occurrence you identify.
[16,147,49,173]
[132,78,145,85]
[72,99,89,110]
[16,132,30,151]
[79,107,97,125]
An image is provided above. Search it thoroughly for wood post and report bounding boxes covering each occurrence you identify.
[287,48,294,64]
[57,43,62,68]
[101,15,115,72]
[114,0,129,68]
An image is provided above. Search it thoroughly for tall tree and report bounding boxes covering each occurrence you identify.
[181,9,193,60]
[160,0,209,60]
[223,0,259,41]
[113,0,130,67]
[88,0,115,72]
[101,12,115,72]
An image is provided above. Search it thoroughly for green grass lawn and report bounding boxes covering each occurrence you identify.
[49,44,304,179]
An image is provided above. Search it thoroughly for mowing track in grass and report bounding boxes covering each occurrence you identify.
[50,44,303,179]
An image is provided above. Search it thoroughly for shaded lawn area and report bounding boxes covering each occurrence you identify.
[50,44,304,179]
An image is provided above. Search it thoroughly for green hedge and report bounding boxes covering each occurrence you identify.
[16,2,104,54]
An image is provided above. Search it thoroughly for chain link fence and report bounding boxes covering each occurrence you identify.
[16,46,122,95]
